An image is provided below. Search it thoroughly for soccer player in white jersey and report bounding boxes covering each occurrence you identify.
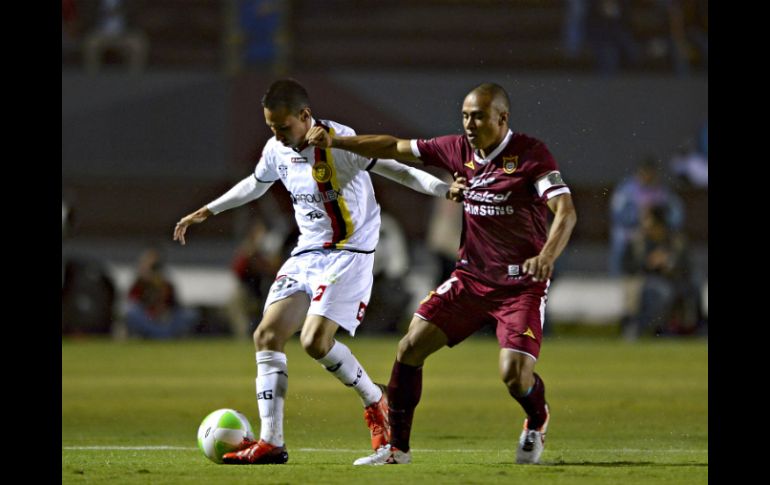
[173,79,463,465]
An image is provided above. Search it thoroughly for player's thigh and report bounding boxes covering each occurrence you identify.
[306,251,374,336]
[397,316,450,366]
[254,292,310,349]
[494,289,547,360]
[414,272,491,348]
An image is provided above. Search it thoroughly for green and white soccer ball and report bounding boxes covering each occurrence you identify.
[197,408,255,463]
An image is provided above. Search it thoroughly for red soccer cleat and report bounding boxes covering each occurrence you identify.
[363,383,391,450]
[221,439,289,465]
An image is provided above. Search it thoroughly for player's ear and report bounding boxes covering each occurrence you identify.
[499,111,509,126]
[299,108,311,122]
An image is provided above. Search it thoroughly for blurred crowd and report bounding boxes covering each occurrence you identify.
[61,1,707,340]
[63,118,707,340]
[63,0,707,76]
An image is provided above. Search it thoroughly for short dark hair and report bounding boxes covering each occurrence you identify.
[261,79,310,112]
[470,82,510,112]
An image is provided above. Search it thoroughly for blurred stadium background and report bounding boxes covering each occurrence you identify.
[61,0,707,338]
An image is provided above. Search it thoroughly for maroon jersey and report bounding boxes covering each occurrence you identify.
[415,131,570,288]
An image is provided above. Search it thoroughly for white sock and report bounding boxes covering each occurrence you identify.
[255,350,288,446]
[316,340,382,406]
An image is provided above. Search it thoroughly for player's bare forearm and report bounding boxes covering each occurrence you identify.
[542,207,577,259]
[306,127,420,164]
[173,206,213,246]
[542,194,577,259]
[523,194,577,281]
[332,135,402,159]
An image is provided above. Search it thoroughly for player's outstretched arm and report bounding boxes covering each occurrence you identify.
[306,126,420,164]
[173,175,273,246]
[369,158,452,198]
[522,193,577,282]
[173,206,213,246]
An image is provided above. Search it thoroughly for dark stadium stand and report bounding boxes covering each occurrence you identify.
[64,0,706,74]
[63,0,706,329]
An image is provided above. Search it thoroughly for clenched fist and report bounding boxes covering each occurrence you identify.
[306,126,332,149]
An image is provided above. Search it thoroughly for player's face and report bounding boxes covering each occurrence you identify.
[461,93,508,153]
[264,106,311,148]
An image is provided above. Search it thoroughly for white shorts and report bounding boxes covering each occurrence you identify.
[263,250,375,335]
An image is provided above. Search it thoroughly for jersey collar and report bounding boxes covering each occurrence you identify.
[473,129,513,165]
[294,117,320,153]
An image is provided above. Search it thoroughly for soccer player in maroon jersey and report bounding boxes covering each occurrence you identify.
[306,82,577,465]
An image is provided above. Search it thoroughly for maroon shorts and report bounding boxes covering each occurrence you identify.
[414,270,548,359]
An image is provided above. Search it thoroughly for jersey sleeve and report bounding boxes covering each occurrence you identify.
[412,135,464,173]
[346,150,378,171]
[368,158,449,196]
[253,147,279,183]
[528,142,570,200]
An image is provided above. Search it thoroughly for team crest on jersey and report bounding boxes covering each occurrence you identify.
[312,161,332,182]
[464,160,475,170]
[278,165,288,180]
[502,156,518,174]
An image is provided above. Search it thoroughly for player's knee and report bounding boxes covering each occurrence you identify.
[253,324,281,350]
[299,329,331,359]
[502,368,533,396]
[396,321,445,365]
[396,334,428,365]
[503,374,528,396]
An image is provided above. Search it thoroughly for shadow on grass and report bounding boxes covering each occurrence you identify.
[546,460,708,467]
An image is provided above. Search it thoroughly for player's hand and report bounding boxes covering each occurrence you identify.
[446,172,468,202]
[173,207,212,246]
[306,126,332,148]
[522,253,556,283]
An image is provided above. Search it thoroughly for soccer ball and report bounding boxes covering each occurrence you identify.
[197,408,255,463]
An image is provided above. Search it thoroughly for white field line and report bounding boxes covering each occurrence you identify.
[62,446,707,453]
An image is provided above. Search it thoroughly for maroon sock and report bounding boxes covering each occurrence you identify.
[510,372,548,430]
[386,360,423,452]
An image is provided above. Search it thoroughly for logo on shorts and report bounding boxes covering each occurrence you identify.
[502,156,518,174]
[312,162,332,182]
[313,285,327,301]
[522,327,536,339]
[271,275,298,293]
[464,160,475,170]
[356,302,367,322]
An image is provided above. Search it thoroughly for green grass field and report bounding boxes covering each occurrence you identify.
[62,335,707,484]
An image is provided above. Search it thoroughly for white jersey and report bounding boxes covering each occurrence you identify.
[255,119,381,255]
